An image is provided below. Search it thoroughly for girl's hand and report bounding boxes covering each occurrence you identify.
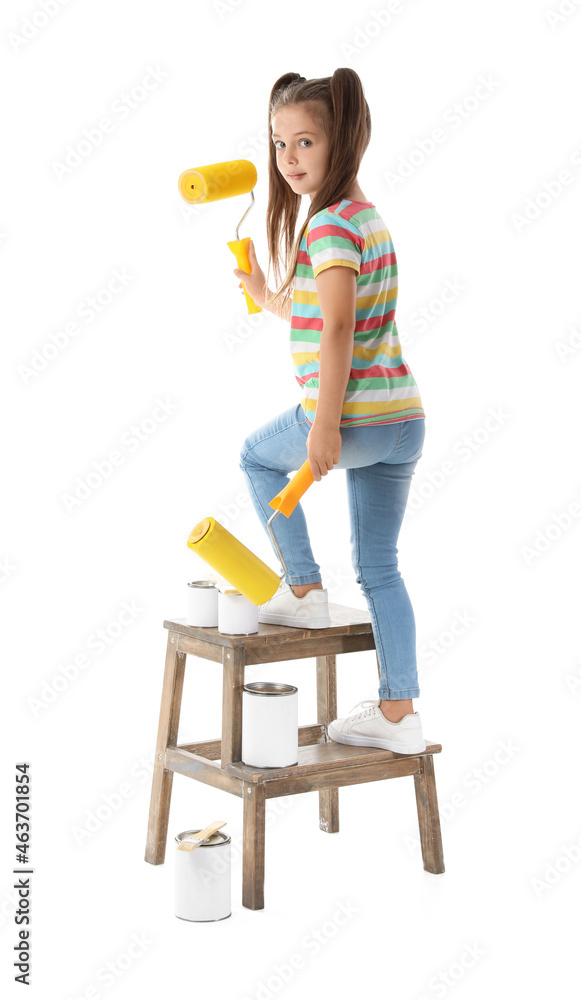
[233,239,268,307]
[306,423,342,482]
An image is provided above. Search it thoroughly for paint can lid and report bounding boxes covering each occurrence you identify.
[187,580,217,588]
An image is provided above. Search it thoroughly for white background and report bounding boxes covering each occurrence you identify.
[2,0,580,995]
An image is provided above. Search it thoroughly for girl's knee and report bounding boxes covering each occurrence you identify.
[239,438,253,468]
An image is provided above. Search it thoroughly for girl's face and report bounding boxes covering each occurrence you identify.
[271,105,329,201]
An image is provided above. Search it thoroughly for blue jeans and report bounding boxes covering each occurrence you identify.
[239,404,426,701]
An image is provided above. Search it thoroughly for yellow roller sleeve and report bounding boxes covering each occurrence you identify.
[178,160,257,204]
[187,517,280,606]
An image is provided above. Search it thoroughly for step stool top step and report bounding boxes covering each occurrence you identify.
[164,604,373,649]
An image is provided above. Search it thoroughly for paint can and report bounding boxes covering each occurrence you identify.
[242,682,299,767]
[174,829,231,922]
[186,580,218,627]
[218,588,258,635]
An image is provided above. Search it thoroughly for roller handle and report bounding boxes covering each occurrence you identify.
[268,458,314,518]
[227,237,262,315]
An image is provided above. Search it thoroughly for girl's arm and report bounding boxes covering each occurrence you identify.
[312,265,357,428]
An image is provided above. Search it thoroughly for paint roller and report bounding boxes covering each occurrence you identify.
[187,459,315,606]
[177,159,261,315]
[180,160,316,604]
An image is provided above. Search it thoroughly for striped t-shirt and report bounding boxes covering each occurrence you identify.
[290,199,425,427]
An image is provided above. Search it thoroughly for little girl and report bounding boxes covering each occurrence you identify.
[234,68,427,755]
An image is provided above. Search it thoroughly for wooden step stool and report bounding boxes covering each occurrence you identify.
[144,605,445,910]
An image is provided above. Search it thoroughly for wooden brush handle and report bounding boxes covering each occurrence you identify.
[177,820,226,852]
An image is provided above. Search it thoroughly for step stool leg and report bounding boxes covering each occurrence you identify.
[413,753,445,874]
[221,646,245,766]
[145,630,186,865]
[316,654,339,833]
[242,781,266,910]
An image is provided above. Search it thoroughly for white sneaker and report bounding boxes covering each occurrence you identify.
[328,699,426,754]
[258,581,332,629]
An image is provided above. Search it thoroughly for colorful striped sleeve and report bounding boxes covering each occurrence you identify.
[306,211,364,278]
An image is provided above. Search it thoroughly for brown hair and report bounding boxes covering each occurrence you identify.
[265,68,371,314]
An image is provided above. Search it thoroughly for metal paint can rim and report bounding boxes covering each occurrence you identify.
[243,681,298,697]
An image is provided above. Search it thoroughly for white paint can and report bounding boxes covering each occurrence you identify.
[186,580,218,627]
[242,682,299,767]
[218,588,258,635]
[174,829,231,922]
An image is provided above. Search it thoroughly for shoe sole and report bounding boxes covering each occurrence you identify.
[328,721,426,755]
[258,611,332,629]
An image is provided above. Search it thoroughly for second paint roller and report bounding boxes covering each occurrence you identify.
[177,159,261,315]
[188,459,315,607]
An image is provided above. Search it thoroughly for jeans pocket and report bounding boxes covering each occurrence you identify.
[396,418,425,464]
